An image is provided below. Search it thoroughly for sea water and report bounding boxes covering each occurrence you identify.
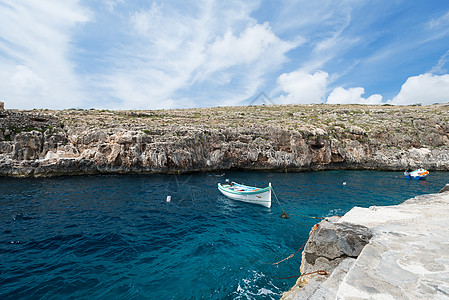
[1,171,448,299]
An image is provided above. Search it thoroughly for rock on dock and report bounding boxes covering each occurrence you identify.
[282,191,449,299]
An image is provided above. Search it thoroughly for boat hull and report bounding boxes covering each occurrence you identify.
[217,183,271,208]
[405,169,429,180]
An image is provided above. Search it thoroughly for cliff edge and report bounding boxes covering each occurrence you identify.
[282,191,449,299]
[1,104,449,176]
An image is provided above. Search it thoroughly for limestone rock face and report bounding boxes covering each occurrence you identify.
[300,221,372,275]
[1,105,449,176]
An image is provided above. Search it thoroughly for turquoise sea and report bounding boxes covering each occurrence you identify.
[1,171,448,299]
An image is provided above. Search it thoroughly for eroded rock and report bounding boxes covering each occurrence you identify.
[1,105,449,176]
[300,220,372,280]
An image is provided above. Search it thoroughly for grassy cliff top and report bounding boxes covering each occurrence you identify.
[17,103,449,134]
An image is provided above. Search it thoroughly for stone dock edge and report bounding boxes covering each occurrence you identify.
[281,185,449,299]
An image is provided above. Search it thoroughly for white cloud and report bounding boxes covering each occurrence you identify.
[104,0,124,12]
[204,22,287,76]
[275,0,362,71]
[10,65,47,94]
[98,2,215,109]
[327,87,383,104]
[276,70,329,104]
[0,0,90,109]
[312,7,355,54]
[428,10,449,29]
[430,50,449,74]
[3,1,447,110]
[198,22,298,99]
[276,0,354,34]
[389,73,449,105]
[100,1,298,109]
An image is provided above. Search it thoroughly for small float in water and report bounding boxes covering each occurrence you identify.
[404,168,429,180]
[217,181,272,208]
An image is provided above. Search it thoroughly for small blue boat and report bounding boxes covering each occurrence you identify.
[404,169,429,180]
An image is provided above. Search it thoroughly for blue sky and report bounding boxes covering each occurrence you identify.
[1,0,449,109]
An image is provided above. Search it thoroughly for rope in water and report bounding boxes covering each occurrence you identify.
[262,187,326,269]
[278,270,328,280]
[261,222,321,268]
[271,187,289,218]
[272,187,324,221]
[261,239,307,268]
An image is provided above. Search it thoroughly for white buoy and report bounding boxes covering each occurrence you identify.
[166,195,171,202]
[343,182,347,186]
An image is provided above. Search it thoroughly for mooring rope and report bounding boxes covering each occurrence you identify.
[269,187,325,267]
[272,187,288,217]
[287,212,325,220]
[278,270,328,280]
[261,240,306,268]
[272,187,324,222]
[261,222,320,268]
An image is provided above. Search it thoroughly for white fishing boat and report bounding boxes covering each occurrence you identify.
[217,181,272,208]
[404,168,429,180]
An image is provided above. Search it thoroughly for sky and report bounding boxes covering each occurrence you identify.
[1,0,449,110]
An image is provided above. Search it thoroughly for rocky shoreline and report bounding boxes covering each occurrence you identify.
[1,104,449,177]
[281,188,449,299]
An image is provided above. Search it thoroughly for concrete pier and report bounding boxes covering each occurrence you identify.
[283,191,449,299]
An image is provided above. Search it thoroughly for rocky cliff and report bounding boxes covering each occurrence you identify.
[1,104,449,176]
